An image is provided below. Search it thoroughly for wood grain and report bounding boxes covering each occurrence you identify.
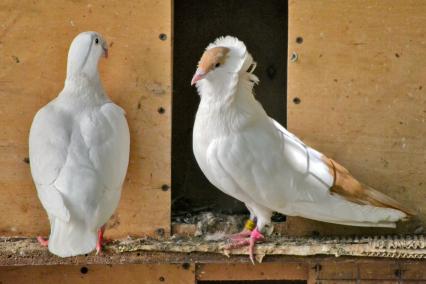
[0,264,194,284]
[287,0,426,235]
[0,1,171,237]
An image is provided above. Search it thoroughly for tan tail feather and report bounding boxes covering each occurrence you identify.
[325,156,415,217]
[363,185,416,217]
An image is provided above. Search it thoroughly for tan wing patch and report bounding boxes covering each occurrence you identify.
[198,47,230,73]
[323,156,415,216]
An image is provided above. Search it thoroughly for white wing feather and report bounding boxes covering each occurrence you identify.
[29,104,71,222]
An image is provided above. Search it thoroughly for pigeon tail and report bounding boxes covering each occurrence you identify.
[48,218,97,257]
[325,157,416,218]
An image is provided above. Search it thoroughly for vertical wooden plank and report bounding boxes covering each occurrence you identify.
[287,0,426,235]
[0,1,171,237]
[0,264,195,284]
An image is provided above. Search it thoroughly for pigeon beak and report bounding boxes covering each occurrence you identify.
[103,47,108,59]
[191,68,206,86]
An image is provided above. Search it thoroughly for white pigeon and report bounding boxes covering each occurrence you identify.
[29,31,130,257]
[191,36,414,263]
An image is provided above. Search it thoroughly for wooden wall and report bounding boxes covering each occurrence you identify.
[287,0,426,235]
[1,0,425,240]
[0,1,171,237]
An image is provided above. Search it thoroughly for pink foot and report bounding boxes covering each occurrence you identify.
[96,225,106,255]
[227,229,252,240]
[227,218,256,240]
[225,228,264,264]
[37,236,48,247]
[248,228,264,264]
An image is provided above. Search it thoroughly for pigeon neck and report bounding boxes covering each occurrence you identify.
[196,71,264,134]
[65,72,102,89]
[61,73,108,105]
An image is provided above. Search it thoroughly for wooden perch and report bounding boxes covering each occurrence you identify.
[1,234,425,266]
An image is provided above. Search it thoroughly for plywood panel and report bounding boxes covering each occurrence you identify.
[196,263,308,281]
[0,264,195,284]
[287,0,426,235]
[0,1,171,237]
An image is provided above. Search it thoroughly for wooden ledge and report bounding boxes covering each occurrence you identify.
[1,234,425,266]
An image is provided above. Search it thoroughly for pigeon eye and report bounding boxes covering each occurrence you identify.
[95,38,99,44]
[215,63,221,68]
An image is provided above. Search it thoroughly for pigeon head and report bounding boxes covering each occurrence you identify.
[66,31,108,80]
[191,36,255,87]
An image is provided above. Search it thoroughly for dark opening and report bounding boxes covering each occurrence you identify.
[172,0,288,216]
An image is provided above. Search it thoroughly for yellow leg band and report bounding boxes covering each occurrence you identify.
[244,219,256,231]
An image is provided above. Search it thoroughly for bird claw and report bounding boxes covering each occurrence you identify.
[37,236,49,247]
[224,228,264,264]
[226,230,252,241]
[95,244,102,256]
[225,238,251,250]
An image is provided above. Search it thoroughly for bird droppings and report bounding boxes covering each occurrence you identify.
[145,82,167,96]
[290,52,298,63]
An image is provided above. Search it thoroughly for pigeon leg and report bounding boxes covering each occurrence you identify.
[96,225,106,255]
[37,236,49,247]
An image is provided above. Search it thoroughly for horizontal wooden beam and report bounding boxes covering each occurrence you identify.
[1,234,425,266]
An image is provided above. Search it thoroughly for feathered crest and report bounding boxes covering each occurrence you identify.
[207,36,251,74]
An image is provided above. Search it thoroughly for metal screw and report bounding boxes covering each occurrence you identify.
[159,33,167,41]
[161,184,170,192]
[293,97,301,104]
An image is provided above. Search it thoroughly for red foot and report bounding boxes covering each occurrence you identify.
[96,225,106,255]
[37,236,49,247]
[225,228,264,264]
